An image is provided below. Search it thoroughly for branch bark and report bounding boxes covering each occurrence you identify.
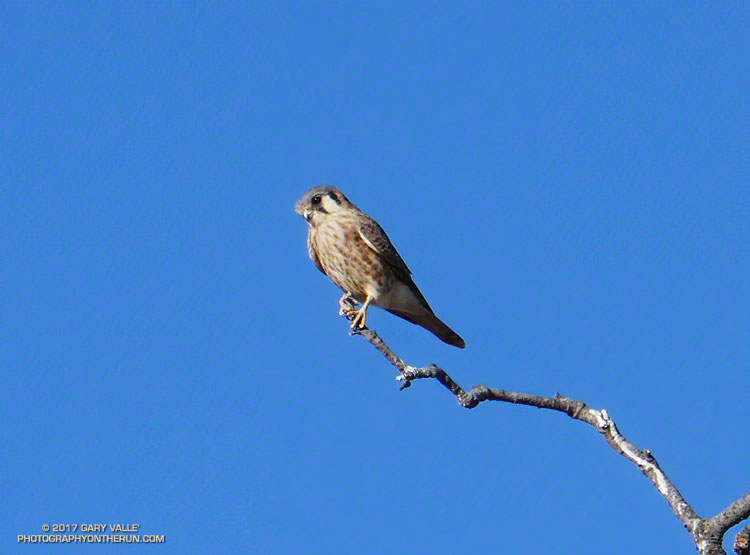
[735,523,750,555]
[349,325,750,555]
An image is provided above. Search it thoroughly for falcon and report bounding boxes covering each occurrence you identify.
[294,185,465,348]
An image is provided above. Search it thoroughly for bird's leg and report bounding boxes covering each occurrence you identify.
[339,293,358,318]
[351,295,373,330]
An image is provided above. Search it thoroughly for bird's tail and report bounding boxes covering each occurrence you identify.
[386,308,465,348]
[420,313,466,348]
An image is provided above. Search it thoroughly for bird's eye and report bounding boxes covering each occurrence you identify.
[311,195,321,205]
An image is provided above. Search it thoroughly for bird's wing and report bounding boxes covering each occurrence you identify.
[357,216,434,313]
[357,216,412,278]
[307,232,326,275]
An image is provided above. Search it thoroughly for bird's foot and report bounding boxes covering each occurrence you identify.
[339,294,358,318]
[350,308,368,330]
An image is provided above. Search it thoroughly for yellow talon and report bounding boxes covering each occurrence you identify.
[350,295,373,329]
[351,310,365,329]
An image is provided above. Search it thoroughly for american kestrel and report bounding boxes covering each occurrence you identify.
[295,185,465,348]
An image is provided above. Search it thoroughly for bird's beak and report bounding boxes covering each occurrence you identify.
[294,200,313,223]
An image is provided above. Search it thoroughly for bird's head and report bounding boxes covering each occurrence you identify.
[294,185,350,225]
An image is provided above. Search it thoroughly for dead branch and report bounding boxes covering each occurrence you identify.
[349,325,750,555]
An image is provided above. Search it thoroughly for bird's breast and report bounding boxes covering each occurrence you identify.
[310,214,395,300]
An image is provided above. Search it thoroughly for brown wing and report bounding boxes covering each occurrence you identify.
[358,216,434,313]
[307,232,326,275]
[357,216,412,278]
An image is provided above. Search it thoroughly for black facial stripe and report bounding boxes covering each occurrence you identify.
[317,206,328,214]
[328,192,341,204]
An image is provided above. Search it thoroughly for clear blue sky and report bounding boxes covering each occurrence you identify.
[2,3,748,554]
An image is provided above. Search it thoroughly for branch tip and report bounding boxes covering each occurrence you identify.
[735,523,750,555]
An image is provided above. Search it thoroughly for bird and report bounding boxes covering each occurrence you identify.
[294,185,465,348]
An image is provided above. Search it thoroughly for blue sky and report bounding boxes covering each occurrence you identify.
[2,2,748,554]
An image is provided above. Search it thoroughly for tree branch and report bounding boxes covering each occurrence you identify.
[349,324,750,555]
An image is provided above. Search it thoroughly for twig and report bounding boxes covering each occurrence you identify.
[735,523,750,555]
[349,324,750,555]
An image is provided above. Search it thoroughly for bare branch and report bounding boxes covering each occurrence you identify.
[349,325,750,555]
[714,494,750,534]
